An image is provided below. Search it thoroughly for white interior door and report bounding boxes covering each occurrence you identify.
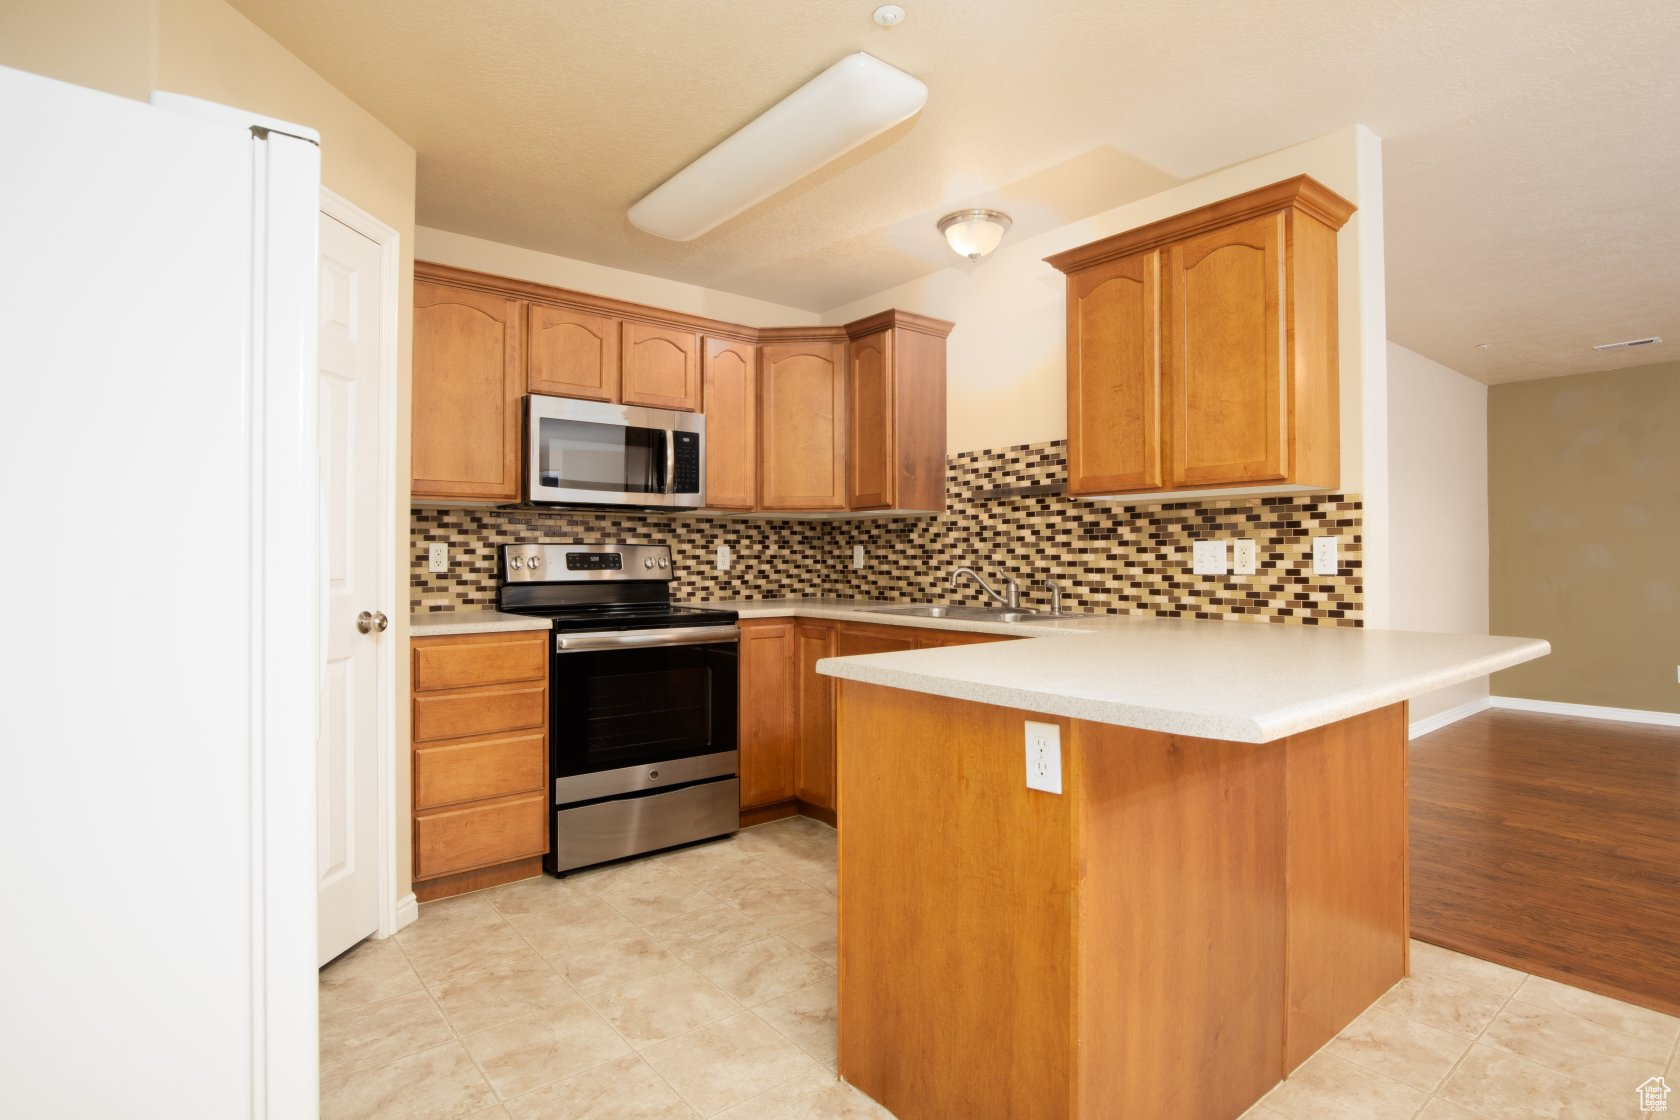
[317,211,386,964]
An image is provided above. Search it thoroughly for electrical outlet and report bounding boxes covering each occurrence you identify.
[1191,539,1228,575]
[1024,720,1063,794]
[1312,536,1339,576]
[852,543,865,570]
[428,543,448,574]
[716,543,732,572]
[1233,538,1258,575]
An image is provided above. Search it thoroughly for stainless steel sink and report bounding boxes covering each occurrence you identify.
[863,604,1040,623]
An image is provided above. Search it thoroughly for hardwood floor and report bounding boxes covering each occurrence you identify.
[1410,708,1680,1016]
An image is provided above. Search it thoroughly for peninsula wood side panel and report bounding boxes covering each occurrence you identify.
[837,683,1410,1120]
[1282,700,1410,1067]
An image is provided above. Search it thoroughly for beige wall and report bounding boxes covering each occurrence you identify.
[417,227,819,328]
[1489,361,1680,713]
[0,0,155,99]
[1387,343,1489,723]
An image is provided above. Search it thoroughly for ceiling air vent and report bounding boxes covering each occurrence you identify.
[1592,336,1662,352]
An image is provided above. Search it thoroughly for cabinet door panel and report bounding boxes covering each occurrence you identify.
[836,624,918,656]
[412,281,523,500]
[1166,214,1287,487]
[623,323,701,411]
[849,329,893,509]
[1066,250,1162,494]
[527,302,620,401]
[794,623,837,810]
[702,337,757,510]
[760,341,847,511]
[739,620,796,808]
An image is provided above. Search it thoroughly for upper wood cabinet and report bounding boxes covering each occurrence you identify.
[622,322,701,411]
[1047,176,1354,497]
[702,337,757,511]
[759,333,848,511]
[845,312,952,512]
[526,302,619,401]
[413,279,524,502]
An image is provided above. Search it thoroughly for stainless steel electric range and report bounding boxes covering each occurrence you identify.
[498,543,740,874]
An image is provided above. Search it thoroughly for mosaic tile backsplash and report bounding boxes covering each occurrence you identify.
[412,440,1363,626]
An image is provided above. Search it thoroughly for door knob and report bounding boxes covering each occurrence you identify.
[357,610,389,634]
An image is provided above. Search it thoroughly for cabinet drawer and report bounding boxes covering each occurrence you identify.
[413,684,546,742]
[415,792,548,879]
[415,731,546,810]
[413,633,547,691]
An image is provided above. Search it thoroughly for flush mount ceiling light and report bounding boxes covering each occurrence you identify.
[628,52,927,241]
[938,209,1012,261]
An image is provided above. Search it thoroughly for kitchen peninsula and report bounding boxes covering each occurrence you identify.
[813,617,1548,1120]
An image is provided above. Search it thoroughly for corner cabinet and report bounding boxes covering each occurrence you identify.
[758,332,849,512]
[412,278,524,502]
[845,311,953,513]
[1047,175,1355,497]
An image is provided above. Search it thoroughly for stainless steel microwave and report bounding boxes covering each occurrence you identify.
[524,395,705,509]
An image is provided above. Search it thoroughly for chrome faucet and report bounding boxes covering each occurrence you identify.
[949,567,1022,610]
[1040,577,1064,615]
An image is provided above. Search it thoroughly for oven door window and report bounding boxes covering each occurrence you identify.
[552,643,738,776]
[537,417,668,495]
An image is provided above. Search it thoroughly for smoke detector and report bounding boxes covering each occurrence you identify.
[1592,336,1662,353]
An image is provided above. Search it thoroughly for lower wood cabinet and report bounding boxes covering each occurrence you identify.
[738,617,1014,828]
[738,620,796,812]
[411,631,550,900]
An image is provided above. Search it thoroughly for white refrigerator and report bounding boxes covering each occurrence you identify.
[0,64,322,1119]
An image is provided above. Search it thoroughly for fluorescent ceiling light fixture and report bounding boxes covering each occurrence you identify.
[628,52,928,241]
[938,209,1012,260]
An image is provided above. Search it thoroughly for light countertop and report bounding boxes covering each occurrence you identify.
[701,598,1548,743]
[409,609,552,637]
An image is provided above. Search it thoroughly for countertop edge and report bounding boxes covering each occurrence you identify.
[409,610,554,636]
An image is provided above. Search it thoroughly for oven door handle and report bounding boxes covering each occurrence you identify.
[555,625,740,652]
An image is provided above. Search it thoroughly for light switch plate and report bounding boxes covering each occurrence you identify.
[1313,536,1339,576]
[428,543,448,574]
[1232,539,1258,575]
[1025,721,1062,794]
[1191,539,1228,575]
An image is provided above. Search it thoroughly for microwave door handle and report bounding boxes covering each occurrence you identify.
[664,429,676,495]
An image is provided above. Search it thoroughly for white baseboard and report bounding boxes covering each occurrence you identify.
[1408,696,1494,739]
[392,893,419,935]
[1488,696,1680,728]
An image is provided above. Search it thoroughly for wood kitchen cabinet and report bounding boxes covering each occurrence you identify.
[794,621,838,817]
[622,322,701,411]
[758,331,849,511]
[1047,175,1354,496]
[738,619,797,816]
[702,337,757,510]
[412,276,525,502]
[410,630,549,900]
[845,311,953,513]
[526,300,619,401]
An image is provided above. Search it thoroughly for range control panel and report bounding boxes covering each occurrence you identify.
[502,543,671,583]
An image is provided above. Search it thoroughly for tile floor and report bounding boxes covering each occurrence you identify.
[321,817,1680,1119]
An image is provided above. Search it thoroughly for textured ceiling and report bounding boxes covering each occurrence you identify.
[229,0,1679,383]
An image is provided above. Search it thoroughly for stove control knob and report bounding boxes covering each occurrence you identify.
[527,554,542,570]
[509,556,523,570]
[656,557,668,569]
[644,557,655,569]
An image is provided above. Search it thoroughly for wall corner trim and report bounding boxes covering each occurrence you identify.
[389,893,419,937]
[1488,696,1680,729]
